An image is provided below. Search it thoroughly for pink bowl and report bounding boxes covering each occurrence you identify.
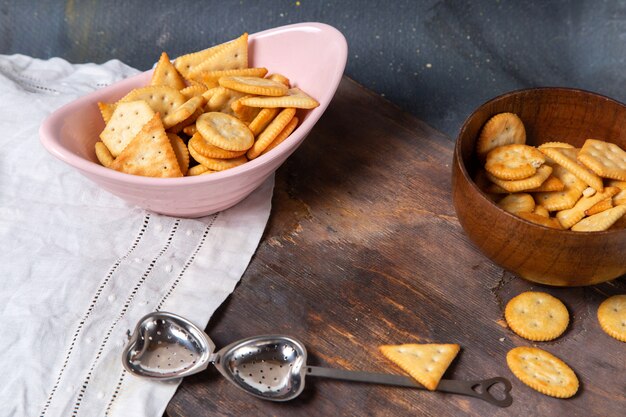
[40,22,348,217]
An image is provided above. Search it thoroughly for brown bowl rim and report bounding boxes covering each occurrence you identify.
[454,86,626,236]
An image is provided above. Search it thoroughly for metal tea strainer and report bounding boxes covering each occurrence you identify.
[122,312,512,407]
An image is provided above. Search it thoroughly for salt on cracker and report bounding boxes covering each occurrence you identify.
[486,165,552,193]
[99,100,155,157]
[247,108,296,160]
[110,114,183,178]
[151,52,186,90]
[240,87,319,109]
[485,144,545,180]
[571,204,626,232]
[556,186,620,229]
[504,292,569,341]
[540,147,604,192]
[506,346,578,398]
[94,142,114,168]
[476,112,526,159]
[597,295,626,342]
[196,111,254,151]
[497,193,535,215]
[578,139,626,181]
[378,343,460,391]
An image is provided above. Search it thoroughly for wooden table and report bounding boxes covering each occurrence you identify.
[166,78,625,416]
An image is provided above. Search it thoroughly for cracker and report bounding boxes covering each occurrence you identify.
[517,212,563,229]
[533,205,549,218]
[162,95,206,129]
[578,139,626,181]
[476,113,526,159]
[166,108,203,134]
[571,205,626,232]
[247,108,296,160]
[556,186,620,229]
[597,295,626,342]
[180,84,208,100]
[261,116,299,155]
[190,67,268,88]
[99,100,155,157]
[614,189,626,206]
[231,95,261,123]
[239,87,319,109]
[248,108,280,136]
[206,86,247,115]
[167,133,189,176]
[607,180,626,190]
[175,33,248,77]
[183,124,198,136]
[485,144,545,180]
[533,165,587,211]
[187,164,213,176]
[497,193,535,214]
[94,142,114,168]
[540,147,604,192]
[151,52,186,90]
[582,186,597,198]
[527,176,564,192]
[505,292,569,341]
[97,101,115,124]
[119,86,186,119]
[486,165,553,193]
[196,112,254,151]
[219,75,289,96]
[506,347,578,398]
[267,73,291,87]
[110,114,183,178]
[584,197,613,217]
[188,144,247,171]
[538,142,575,149]
[378,343,460,391]
[188,132,247,159]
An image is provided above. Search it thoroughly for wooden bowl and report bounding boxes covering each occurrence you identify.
[452,88,626,286]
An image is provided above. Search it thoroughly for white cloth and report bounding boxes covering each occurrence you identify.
[0,55,273,417]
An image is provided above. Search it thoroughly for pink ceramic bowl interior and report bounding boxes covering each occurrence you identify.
[40,22,348,217]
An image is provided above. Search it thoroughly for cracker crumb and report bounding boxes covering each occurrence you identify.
[499,337,505,342]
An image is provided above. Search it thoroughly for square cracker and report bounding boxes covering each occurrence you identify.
[379,343,460,390]
[110,113,183,178]
[578,139,626,181]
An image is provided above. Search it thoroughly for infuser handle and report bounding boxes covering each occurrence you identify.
[306,366,512,407]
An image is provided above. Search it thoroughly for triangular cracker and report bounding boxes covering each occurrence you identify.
[110,113,183,178]
[151,52,186,90]
[379,343,460,390]
[99,100,155,157]
[175,33,248,78]
[97,101,116,124]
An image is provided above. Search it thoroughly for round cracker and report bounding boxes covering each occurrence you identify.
[477,112,526,159]
[506,347,578,398]
[485,144,545,180]
[219,75,289,96]
[188,164,214,176]
[188,132,247,159]
[196,112,254,151]
[188,144,247,171]
[505,291,569,341]
[597,294,626,342]
[95,142,114,168]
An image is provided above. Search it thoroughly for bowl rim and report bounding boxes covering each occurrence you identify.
[455,86,626,236]
[39,22,348,187]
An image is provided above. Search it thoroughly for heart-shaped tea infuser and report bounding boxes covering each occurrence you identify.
[122,312,512,407]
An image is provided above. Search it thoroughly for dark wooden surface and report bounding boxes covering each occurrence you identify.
[166,78,625,417]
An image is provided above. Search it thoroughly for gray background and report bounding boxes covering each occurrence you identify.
[2,0,626,137]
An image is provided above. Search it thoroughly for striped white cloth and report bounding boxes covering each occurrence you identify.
[0,55,273,417]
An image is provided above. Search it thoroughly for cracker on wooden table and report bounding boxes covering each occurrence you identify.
[506,346,578,398]
[505,292,569,341]
[476,112,526,159]
[578,139,626,181]
[485,144,545,180]
[379,343,460,391]
[110,114,183,178]
[597,295,626,342]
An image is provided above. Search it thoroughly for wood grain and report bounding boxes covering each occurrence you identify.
[167,78,625,417]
